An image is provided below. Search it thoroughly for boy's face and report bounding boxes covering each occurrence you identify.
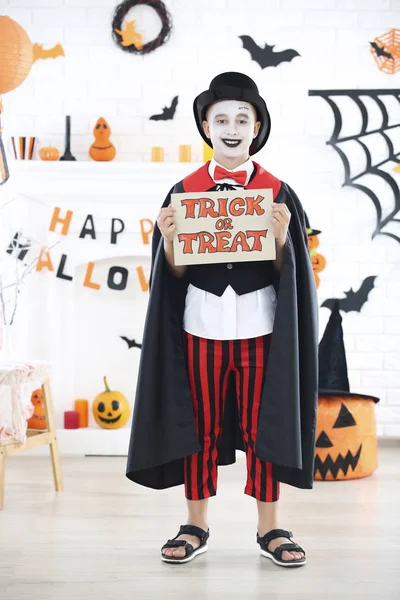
[202,100,261,160]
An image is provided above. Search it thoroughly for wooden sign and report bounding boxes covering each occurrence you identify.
[171,189,275,266]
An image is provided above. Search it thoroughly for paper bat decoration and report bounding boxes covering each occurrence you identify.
[120,336,142,349]
[238,35,300,69]
[369,41,393,60]
[149,96,179,121]
[321,276,377,313]
[33,43,65,63]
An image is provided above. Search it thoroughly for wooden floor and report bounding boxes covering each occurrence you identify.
[1,446,399,600]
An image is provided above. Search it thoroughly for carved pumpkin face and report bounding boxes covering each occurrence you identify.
[27,388,47,430]
[314,395,378,481]
[92,376,130,429]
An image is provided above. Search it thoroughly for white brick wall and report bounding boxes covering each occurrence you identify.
[2,0,400,436]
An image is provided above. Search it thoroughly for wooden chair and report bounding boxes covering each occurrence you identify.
[0,378,63,510]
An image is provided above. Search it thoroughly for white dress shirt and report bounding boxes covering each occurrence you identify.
[183,158,277,340]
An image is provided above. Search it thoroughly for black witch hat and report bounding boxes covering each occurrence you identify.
[319,301,379,403]
[193,72,271,156]
[304,212,321,236]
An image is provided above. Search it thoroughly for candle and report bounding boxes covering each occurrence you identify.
[74,399,89,428]
[203,141,213,162]
[64,410,80,429]
[151,146,164,162]
[59,115,76,161]
[179,144,191,162]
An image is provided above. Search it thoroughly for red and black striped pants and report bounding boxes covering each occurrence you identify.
[182,332,280,502]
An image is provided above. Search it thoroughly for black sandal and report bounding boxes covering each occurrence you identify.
[161,525,210,564]
[257,528,306,567]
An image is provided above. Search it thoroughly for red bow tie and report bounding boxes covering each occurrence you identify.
[213,165,247,186]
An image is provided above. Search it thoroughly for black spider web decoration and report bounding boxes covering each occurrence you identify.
[309,88,400,244]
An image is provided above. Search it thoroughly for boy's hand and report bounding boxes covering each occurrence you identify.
[157,204,176,243]
[271,202,291,245]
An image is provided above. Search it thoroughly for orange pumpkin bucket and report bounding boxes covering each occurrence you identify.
[315,302,379,481]
[315,395,378,480]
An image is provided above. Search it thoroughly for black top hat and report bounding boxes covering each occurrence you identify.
[319,301,379,403]
[193,72,271,156]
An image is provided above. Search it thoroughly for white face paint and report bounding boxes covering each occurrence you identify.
[203,99,260,163]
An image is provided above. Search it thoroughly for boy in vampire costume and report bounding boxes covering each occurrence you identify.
[126,72,318,567]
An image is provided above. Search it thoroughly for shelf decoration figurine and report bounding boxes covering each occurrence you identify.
[89,117,116,162]
[27,388,47,430]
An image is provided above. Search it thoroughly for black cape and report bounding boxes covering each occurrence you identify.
[126,162,319,489]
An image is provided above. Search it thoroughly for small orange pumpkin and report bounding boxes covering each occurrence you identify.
[39,146,60,161]
[92,376,130,429]
[27,388,47,430]
[89,117,116,162]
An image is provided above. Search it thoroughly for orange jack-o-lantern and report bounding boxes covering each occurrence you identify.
[89,117,116,162]
[92,376,130,429]
[314,395,378,481]
[27,388,47,430]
